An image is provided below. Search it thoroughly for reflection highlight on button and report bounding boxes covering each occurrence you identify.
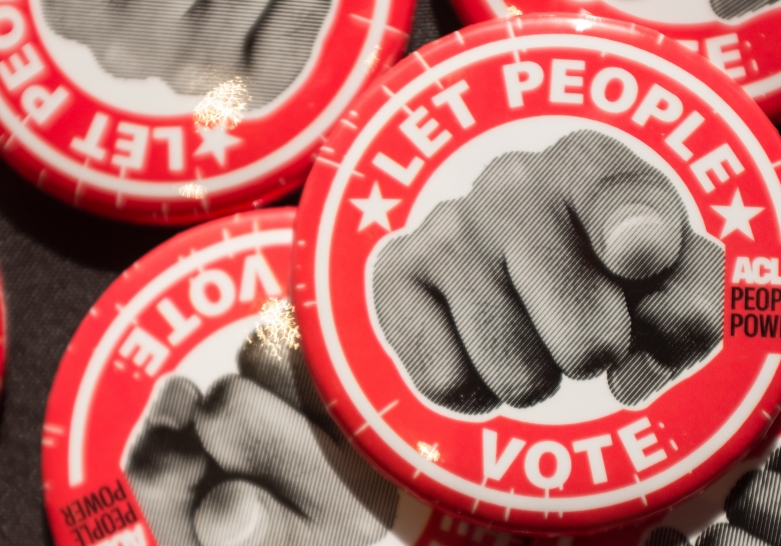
[417,441,441,463]
[194,78,250,130]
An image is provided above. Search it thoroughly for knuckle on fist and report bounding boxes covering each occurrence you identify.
[372,130,724,412]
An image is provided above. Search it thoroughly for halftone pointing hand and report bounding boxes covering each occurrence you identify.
[373,130,723,414]
[127,305,398,545]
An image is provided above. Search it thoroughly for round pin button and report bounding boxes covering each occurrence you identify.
[450,0,781,122]
[41,207,487,546]
[292,14,781,534]
[0,0,413,224]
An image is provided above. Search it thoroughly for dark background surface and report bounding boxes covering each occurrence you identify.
[0,1,461,543]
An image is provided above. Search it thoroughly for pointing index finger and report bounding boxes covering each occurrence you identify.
[574,170,686,281]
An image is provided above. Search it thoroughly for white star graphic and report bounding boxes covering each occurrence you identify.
[711,189,764,240]
[194,125,242,167]
[350,183,401,231]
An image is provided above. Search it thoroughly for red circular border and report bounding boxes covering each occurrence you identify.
[293,14,781,534]
[451,0,781,121]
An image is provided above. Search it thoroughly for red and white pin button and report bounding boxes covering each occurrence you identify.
[450,0,781,122]
[293,14,781,534]
[40,206,535,546]
[0,0,413,224]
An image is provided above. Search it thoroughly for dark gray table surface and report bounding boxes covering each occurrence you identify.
[0,1,461,543]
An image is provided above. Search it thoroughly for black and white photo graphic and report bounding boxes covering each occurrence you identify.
[373,130,724,415]
[40,0,332,105]
[125,328,398,546]
[646,445,781,546]
[710,0,780,19]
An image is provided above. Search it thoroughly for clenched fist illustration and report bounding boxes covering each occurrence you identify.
[646,447,781,546]
[126,329,397,546]
[373,130,723,414]
[41,0,331,105]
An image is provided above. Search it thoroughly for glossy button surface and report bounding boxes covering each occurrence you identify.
[525,417,781,545]
[40,206,533,546]
[450,0,781,121]
[0,0,414,224]
[293,14,781,534]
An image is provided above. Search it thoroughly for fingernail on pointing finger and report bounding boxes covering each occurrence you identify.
[195,480,268,546]
[601,204,682,280]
